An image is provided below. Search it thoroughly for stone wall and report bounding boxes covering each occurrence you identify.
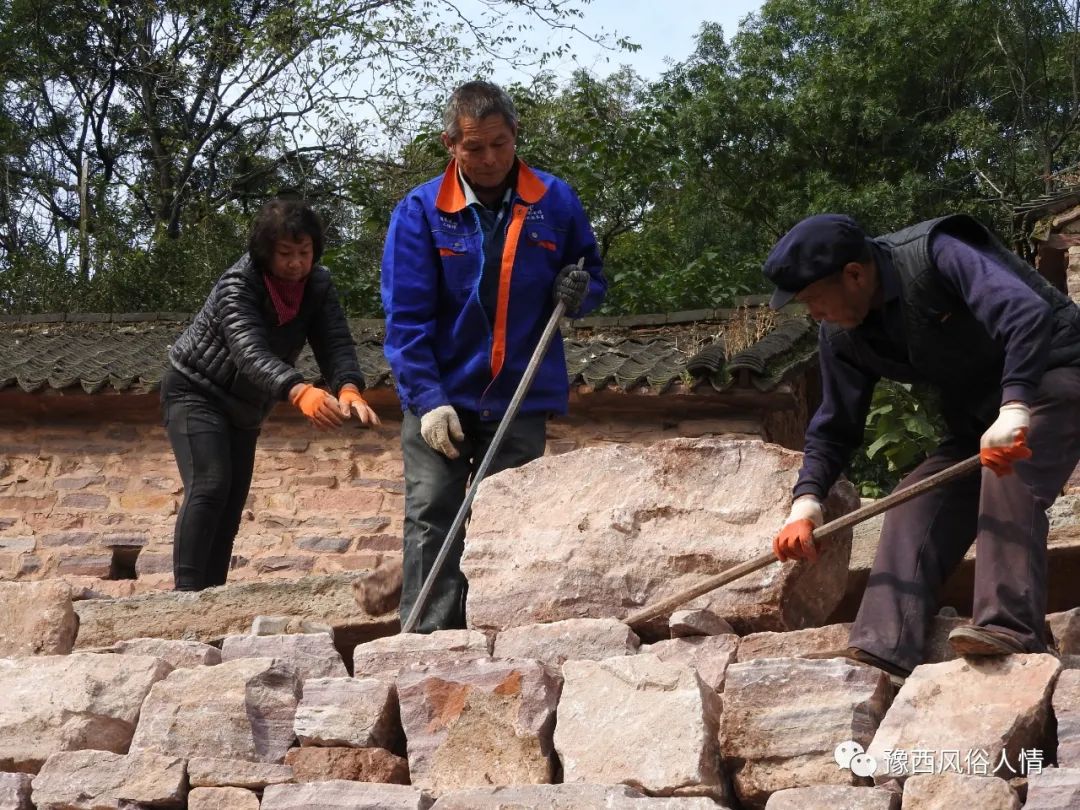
[0,391,768,595]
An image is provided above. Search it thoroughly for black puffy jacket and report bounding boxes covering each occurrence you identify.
[169,255,365,427]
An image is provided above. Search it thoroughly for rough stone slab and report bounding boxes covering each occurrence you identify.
[261,781,433,809]
[0,581,78,656]
[221,633,347,680]
[31,749,186,809]
[737,623,851,662]
[669,609,734,638]
[397,657,561,793]
[431,784,730,808]
[353,630,490,682]
[642,635,739,692]
[720,657,891,810]
[187,787,259,810]
[1054,669,1080,768]
[187,757,294,789]
[555,654,723,797]
[899,773,1019,809]
[130,657,301,764]
[0,654,172,773]
[294,676,397,748]
[104,638,221,668]
[284,746,409,784]
[1023,767,1080,809]
[765,785,898,809]
[867,655,1060,781]
[0,773,32,810]
[1049,607,1080,654]
[73,572,395,649]
[252,616,291,635]
[464,438,859,636]
[492,618,639,667]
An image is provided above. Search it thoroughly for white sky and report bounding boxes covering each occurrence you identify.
[488,0,764,84]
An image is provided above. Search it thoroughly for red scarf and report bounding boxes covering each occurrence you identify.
[264,273,307,325]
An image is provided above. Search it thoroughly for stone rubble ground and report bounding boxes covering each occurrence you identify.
[0,439,1079,809]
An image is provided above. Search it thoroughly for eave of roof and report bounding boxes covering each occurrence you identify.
[0,305,817,398]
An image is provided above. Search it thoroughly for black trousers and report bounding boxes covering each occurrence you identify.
[849,366,1080,672]
[399,409,547,633]
[162,371,260,590]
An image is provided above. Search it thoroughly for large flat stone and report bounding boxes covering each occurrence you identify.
[260,781,433,809]
[186,758,294,789]
[431,784,730,808]
[100,638,222,668]
[555,654,724,798]
[293,676,397,748]
[129,657,301,764]
[397,657,561,793]
[899,773,1019,809]
[867,655,1060,782]
[353,630,490,682]
[1023,767,1080,809]
[0,654,172,773]
[187,787,259,810]
[0,581,78,657]
[720,657,891,810]
[463,438,859,636]
[31,749,186,810]
[764,785,898,809]
[284,747,409,784]
[493,619,640,666]
[73,573,395,651]
[221,633,347,680]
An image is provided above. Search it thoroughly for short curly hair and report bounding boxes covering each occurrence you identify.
[248,198,325,272]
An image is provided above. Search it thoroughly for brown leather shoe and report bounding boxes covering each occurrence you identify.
[844,647,912,684]
[948,625,1027,657]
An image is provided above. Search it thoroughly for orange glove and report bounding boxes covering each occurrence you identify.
[338,385,381,427]
[773,496,823,562]
[289,383,344,430]
[979,403,1032,477]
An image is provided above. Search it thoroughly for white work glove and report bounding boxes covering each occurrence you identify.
[773,495,824,562]
[979,402,1032,477]
[420,405,464,459]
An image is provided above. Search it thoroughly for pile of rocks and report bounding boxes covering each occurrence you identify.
[0,439,1078,809]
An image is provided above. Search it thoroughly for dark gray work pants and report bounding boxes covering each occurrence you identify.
[399,409,547,633]
[850,366,1080,672]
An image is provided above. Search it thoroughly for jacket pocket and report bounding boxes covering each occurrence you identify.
[522,222,561,253]
[432,230,480,291]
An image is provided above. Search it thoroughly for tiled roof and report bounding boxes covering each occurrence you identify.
[0,308,817,397]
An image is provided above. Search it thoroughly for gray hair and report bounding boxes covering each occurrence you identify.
[442,81,519,142]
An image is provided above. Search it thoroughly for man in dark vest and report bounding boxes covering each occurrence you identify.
[763,213,1080,679]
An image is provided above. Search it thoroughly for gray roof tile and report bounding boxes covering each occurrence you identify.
[0,312,816,397]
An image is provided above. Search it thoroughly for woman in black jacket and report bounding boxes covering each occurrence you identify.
[161,198,379,591]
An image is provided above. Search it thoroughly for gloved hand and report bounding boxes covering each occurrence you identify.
[980,402,1032,477]
[289,383,344,430]
[772,495,824,562]
[553,263,590,314]
[420,405,464,459]
[338,385,381,427]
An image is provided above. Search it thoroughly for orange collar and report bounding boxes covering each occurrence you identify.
[435,158,547,213]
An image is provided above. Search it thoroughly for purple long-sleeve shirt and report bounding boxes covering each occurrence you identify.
[793,232,1053,500]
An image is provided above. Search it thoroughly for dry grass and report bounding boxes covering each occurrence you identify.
[718,304,779,358]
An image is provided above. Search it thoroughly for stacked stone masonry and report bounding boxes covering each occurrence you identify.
[1,438,1080,809]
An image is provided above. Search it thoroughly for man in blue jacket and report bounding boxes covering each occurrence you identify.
[764,213,1080,680]
[382,81,606,632]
